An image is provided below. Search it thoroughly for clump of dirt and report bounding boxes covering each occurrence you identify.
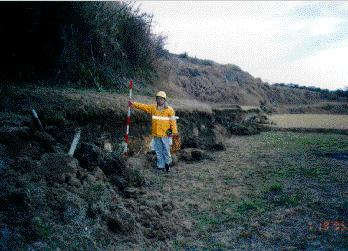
[178,148,214,162]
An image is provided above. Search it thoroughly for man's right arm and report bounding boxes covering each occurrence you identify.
[131,102,154,114]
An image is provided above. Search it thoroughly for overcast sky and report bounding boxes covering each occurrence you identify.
[138,1,348,90]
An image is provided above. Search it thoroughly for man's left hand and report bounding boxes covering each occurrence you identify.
[166,129,172,137]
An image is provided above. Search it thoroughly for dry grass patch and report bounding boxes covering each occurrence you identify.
[241,105,259,111]
[1,86,212,118]
[269,114,348,130]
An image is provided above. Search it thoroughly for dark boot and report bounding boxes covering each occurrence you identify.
[165,163,170,172]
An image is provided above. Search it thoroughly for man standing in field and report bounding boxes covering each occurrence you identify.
[129,91,178,172]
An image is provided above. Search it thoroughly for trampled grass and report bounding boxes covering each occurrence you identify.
[137,131,348,250]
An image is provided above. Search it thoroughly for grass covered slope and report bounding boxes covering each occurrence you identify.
[0,86,212,125]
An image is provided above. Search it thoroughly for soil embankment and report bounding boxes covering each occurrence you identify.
[0,87,268,249]
[0,87,268,153]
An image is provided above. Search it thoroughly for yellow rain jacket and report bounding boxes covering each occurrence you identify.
[133,102,178,137]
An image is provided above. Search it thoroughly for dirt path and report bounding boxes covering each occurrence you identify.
[129,131,348,250]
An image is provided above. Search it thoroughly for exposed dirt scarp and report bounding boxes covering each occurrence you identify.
[0,87,269,249]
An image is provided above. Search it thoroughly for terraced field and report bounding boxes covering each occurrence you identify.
[268,114,348,130]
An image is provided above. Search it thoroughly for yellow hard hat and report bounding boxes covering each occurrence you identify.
[156,91,166,99]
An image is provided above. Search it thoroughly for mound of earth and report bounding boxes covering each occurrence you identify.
[0,124,183,249]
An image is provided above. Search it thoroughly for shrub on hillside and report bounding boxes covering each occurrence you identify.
[188,57,214,66]
[178,52,188,59]
[272,83,348,101]
[0,2,165,89]
[176,52,213,66]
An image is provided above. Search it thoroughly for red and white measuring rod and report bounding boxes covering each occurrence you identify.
[124,79,133,155]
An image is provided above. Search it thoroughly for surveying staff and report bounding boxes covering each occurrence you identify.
[129,91,178,172]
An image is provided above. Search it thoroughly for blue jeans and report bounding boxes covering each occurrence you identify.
[152,137,172,169]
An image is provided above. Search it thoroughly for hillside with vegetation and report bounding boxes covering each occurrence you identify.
[157,52,348,107]
[0,2,347,108]
[0,1,165,94]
